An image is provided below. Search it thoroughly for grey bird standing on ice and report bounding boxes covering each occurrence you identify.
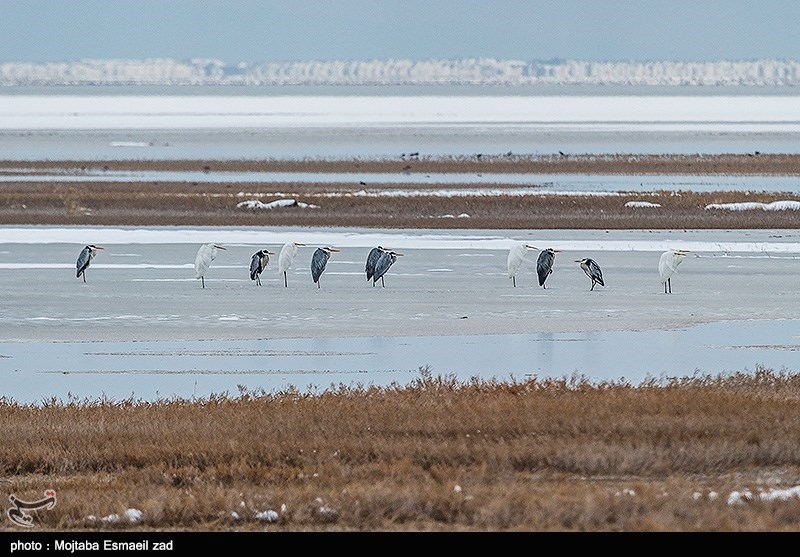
[249,249,275,286]
[372,250,404,288]
[365,246,386,284]
[575,257,605,291]
[311,246,340,288]
[76,244,104,282]
[537,248,561,289]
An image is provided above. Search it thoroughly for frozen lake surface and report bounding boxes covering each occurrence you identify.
[3,94,800,159]
[2,226,800,405]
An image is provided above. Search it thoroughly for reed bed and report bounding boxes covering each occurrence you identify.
[3,368,800,532]
[1,178,799,229]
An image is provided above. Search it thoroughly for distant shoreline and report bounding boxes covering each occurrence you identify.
[5,83,800,97]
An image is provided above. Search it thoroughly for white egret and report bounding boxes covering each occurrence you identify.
[278,242,305,287]
[195,243,226,288]
[507,242,537,287]
[311,247,340,288]
[76,244,104,282]
[373,250,404,287]
[365,246,386,284]
[575,257,605,291]
[659,249,689,294]
[249,249,275,286]
[537,248,561,289]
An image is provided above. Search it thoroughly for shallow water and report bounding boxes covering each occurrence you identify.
[2,127,798,161]
[3,169,800,194]
[2,319,799,405]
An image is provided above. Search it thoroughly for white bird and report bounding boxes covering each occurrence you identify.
[575,257,605,291]
[537,248,561,289]
[278,242,305,287]
[195,243,226,289]
[507,243,537,287]
[311,246,340,288]
[249,249,275,286]
[659,249,689,294]
[76,244,104,282]
[372,250,404,288]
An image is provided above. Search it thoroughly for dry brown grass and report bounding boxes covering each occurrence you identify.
[2,185,798,229]
[2,155,800,228]
[3,368,800,532]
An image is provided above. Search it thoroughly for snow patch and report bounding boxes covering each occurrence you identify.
[705,200,800,211]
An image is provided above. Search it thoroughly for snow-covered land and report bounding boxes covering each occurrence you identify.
[3,57,800,86]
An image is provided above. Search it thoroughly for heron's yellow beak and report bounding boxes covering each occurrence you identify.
[215,245,227,250]
[525,244,537,250]
[95,246,105,250]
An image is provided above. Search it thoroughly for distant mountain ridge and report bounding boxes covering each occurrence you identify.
[2,57,800,87]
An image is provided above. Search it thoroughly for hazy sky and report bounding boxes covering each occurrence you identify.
[3,0,800,64]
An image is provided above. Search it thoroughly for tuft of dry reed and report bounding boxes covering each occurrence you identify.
[3,367,800,532]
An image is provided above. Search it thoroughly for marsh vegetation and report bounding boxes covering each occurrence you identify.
[3,368,800,532]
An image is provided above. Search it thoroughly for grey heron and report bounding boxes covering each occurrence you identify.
[536,248,561,289]
[278,242,305,287]
[365,246,386,284]
[372,250,404,287]
[575,257,605,291]
[507,242,537,287]
[311,246,340,288]
[659,249,689,294]
[76,244,104,282]
[195,243,226,288]
[249,249,275,286]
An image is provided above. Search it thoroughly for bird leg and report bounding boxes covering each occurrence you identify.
[82,272,86,283]
[201,276,205,289]
[381,276,385,288]
[283,272,288,287]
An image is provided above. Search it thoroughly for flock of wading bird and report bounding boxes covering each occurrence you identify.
[74,242,691,294]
